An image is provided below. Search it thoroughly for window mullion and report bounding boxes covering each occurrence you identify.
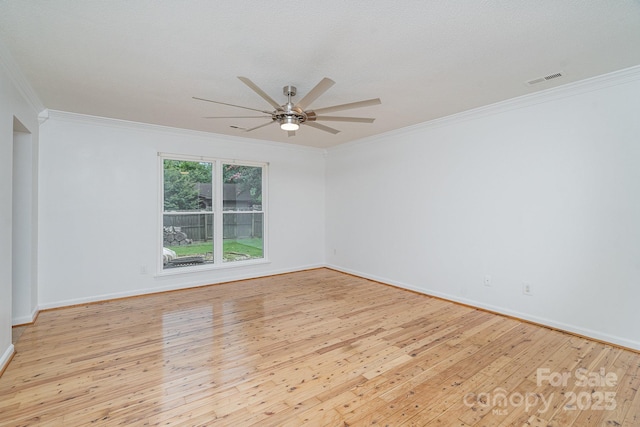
[214,160,224,264]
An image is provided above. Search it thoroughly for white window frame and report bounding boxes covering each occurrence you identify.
[158,153,268,275]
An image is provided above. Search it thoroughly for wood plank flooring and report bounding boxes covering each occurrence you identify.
[1,268,638,426]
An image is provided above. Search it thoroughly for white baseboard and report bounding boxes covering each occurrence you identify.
[0,344,15,375]
[12,306,39,326]
[38,263,325,310]
[326,264,640,352]
[33,262,639,352]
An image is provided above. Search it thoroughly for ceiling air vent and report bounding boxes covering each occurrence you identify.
[527,72,564,86]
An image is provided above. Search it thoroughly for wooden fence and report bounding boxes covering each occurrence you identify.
[163,213,263,241]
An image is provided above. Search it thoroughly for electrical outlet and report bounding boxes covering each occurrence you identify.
[484,275,491,287]
[140,265,147,275]
[523,281,533,296]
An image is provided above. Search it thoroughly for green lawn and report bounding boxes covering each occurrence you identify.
[167,238,263,261]
[223,238,263,258]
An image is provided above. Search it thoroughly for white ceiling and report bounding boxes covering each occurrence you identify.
[2,1,640,148]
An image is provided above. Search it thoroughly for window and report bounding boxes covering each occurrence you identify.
[161,155,266,271]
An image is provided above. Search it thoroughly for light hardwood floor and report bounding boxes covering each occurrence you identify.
[1,269,638,426]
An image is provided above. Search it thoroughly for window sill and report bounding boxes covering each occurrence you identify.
[155,258,270,277]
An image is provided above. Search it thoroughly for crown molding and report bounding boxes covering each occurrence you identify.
[0,39,45,115]
[38,109,50,125]
[329,64,640,153]
[45,110,326,155]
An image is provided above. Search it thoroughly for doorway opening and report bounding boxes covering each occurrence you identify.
[12,117,37,329]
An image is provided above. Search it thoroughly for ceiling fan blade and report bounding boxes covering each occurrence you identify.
[244,121,275,132]
[288,131,296,137]
[311,98,381,115]
[314,116,375,123]
[303,121,340,134]
[193,96,272,114]
[295,77,335,110]
[238,76,282,110]
[203,116,272,119]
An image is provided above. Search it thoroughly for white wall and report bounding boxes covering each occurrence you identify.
[326,67,640,350]
[0,46,41,372]
[37,112,325,308]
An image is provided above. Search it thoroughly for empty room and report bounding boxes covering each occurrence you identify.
[1,2,639,426]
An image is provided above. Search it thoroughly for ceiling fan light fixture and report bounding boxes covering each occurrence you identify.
[280,116,300,131]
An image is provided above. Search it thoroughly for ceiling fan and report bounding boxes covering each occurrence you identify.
[194,76,381,136]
